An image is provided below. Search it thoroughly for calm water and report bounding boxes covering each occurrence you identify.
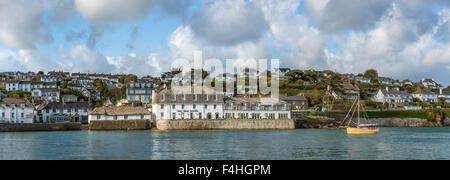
[1,128,450,160]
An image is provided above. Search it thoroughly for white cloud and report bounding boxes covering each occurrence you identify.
[0,0,52,49]
[190,0,268,46]
[74,0,154,22]
[69,45,116,73]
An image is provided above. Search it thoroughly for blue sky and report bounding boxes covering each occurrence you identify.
[0,0,449,86]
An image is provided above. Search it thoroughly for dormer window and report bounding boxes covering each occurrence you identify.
[214,95,217,101]
[181,94,185,101]
[193,94,197,101]
[160,94,165,101]
[204,95,209,101]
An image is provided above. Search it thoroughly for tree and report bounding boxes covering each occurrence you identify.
[444,86,450,91]
[285,70,303,83]
[120,74,138,84]
[364,69,378,82]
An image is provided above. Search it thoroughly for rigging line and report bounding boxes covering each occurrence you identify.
[347,101,358,127]
[342,98,357,125]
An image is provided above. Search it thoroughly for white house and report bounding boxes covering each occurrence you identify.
[223,96,291,119]
[35,96,92,123]
[355,76,371,83]
[421,78,441,89]
[373,88,413,104]
[152,86,224,120]
[6,81,32,92]
[31,88,60,101]
[438,89,450,103]
[0,98,34,124]
[88,106,151,123]
[412,88,438,102]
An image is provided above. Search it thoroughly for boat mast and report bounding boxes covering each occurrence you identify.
[357,90,360,128]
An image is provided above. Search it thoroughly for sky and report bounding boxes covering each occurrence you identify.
[0,0,449,86]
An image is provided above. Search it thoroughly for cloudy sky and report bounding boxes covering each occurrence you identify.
[0,0,449,85]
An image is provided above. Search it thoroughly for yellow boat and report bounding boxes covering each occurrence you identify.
[346,127,379,134]
[342,82,380,135]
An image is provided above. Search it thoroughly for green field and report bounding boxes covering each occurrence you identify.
[364,109,450,121]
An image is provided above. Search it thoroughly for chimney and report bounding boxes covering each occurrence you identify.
[385,87,389,92]
[440,88,443,95]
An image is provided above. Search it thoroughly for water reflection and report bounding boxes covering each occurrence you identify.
[1,128,450,160]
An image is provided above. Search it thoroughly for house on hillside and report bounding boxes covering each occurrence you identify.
[421,78,442,89]
[373,87,413,104]
[0,98,34,124]
[412,88,438,102]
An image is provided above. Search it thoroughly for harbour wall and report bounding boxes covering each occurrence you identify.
[156,119,296,130]
[0,123,83,132]
[89,120,152,131]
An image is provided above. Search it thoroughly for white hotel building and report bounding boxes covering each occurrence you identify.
[152,87,224,120]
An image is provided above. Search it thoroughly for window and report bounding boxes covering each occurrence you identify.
[193,95,197,101]
[204,104,208,109]
[204,95,209,101]
[160,94,165,100]
[75,109,79,113]
[83,108,87,112]
[46,109,50,113]
[172,94,176,101]
[181,94,185,101]
[11,113,14,118]
[182,104,185,109]
[124,115,128,120]
[53,109,56,113]
[161,105,164,109]
[97,115,101,120]
[193,104,196,109]
[161,112,164,118]
[114,116,117,120]
[214,95,217,101]
[21,113,24,118]
[172,104,176,109]
[67,109,71,113]
[1,112,4,118]
[214,104,217,109]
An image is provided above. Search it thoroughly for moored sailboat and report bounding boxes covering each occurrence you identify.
[343,86,379,135]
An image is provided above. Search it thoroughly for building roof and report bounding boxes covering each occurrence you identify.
[89,106,151,115]
[381,89,411,97]
[37,102,92,110]
[33,88,60,93]
[224,96,285,105]
[153,87,224,104]
[413,88,436,95]
[279,95,307,101]
[0,98,33,107]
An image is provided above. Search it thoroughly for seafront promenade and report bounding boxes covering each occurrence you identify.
[1,116,449,132]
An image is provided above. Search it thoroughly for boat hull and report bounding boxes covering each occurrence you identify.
[346,127,379,134]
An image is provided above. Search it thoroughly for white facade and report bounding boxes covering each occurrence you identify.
[6,81,31,92]
[31,89,60,101]
[373,89,413,104]
[89,114,151,121]
[0,99,34,124]
[412,93,438,102]
[153,103,223,120]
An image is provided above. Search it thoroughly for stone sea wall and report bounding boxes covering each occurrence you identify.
[0,123,83,132]
[358,118,428,127]
[156,119,296,130]
[89,120,152,131]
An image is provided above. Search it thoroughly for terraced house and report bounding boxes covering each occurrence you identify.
[223,96,291,120]
[36,95,92,123]
[373,87,413,104]
[152,87,224,120]
[126,80,157,104]
[0,98,34,124]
